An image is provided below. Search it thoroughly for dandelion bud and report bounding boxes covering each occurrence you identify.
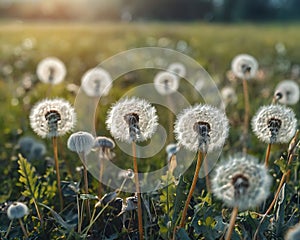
[67,131,94,155]
[7,202,29,220]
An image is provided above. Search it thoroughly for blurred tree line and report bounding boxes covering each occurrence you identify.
[0,0,299,22]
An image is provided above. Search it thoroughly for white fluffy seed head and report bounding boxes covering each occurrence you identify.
[231,54,258,80]
[167,62,186,78]
[67,131,94,154]
[7,202,29,220]
[81,67,112,97]
[153,71,179,95]
[174,104,229,153]
[211,155,272,211]
[106,97,158,143]
[252,104,297,144]
[94,136,115,149]
[36,57,66,84]
[274,80,300,105]
[30,99,76,139]
[221,86,238,106]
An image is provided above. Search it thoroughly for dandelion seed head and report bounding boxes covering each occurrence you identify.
[252,105,297,144]
[221,86,238,106]
[81,68,112,97]
[174,104,229,152]
[29,142,46,160]
[211,155,272,210]
[153,71,179,95]
[7,202,29,220]
[36,57,66,84]
[167,62,186,78]
[231,54,258,80]
[118,169,134,180]
[106,97,158,143]
[67,131,94,155]
[30,99,76,138]
[285,223,300,240]
[18,136,35,157]
[274,80,299,105]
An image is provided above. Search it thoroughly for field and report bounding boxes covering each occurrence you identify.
[0,21,300,239]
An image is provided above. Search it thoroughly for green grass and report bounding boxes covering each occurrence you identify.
[0,21,299,239]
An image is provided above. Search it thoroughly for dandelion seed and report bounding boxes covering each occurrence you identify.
[153,71,179,95]
[106,97,158,143]
[7,202,29,220]
[174,104,229,153]
[67,131,94,155]
[274,80,299,105]
[167,62,186,78]
[36,57,66,84]
[231,54,258,80]
[30,99,76,139]
[81,67,112,97]
[252,105,297,144]
[285,223,300,240]
[211,155,272,210]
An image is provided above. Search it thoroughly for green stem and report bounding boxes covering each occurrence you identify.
[4,220,13,238]
[52,136,64,210]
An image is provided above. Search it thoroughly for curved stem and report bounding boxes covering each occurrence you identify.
[52,136,64,210]
[19,219,28,238]
[225,206,238,240]
[179,151,204,228]
[264,143,272,167]
[132,142,144,240]
[82,154,91,221]
[242,78,250,154]
[4,220,13,238]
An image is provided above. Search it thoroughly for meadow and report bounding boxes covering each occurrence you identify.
[0,21,300,239]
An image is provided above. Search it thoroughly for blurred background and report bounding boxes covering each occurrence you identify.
[0,0,299,22]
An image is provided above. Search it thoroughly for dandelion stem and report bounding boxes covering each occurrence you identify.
[203,157,211,192]
[179,151,204,228]
[242,78,250,154]
[52,136,64,210]
[82,154,91,221]
[19,219,28,238]
[132,142,144,240]
[264,143,272,167]
[4,220,13,238]
[225,206,238,240]
[77,194,81,234]
[98,159,104,198]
